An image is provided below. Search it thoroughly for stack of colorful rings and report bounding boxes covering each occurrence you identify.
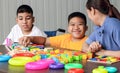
[65,63,83,70]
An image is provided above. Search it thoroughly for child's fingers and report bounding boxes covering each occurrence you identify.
[18,37,24,45]
[18,36,29,46]
[24,39,30,47]
[22,37,30,47]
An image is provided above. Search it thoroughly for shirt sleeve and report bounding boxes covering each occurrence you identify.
[32,26,47,37]
[86,31,96,45]
[49,35,64,47]
[2,27,15,45]
[113,24,120,48]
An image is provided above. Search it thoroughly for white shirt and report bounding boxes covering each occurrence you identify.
[3,24,47,45]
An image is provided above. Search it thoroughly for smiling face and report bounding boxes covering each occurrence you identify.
[16,12,34,33]
[68,17,87,39]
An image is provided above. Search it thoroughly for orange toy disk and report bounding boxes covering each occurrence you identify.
[68,68,84,73]
[13,52,35,57]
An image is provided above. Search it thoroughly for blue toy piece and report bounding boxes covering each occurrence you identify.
[49,63,64,69]
[40,54,48,59]
[52,57,59,63]
[0,55,11,62]
[90,58,97,61]
[105,67,117,73]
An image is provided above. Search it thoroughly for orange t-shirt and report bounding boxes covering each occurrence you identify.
[49,33,87,51]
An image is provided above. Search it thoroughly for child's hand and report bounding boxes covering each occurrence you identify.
[18,36,32,47]
[88,41,102,52]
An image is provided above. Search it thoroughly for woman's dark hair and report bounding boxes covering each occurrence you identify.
[16,4,33,16]
[86,0,120,20]
[68,12,87,25]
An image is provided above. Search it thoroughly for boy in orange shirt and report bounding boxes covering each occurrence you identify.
[19,12,88,51]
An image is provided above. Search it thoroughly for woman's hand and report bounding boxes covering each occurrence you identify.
[95,50,106,56]
[18,36,32,47]
[88,41,102,52]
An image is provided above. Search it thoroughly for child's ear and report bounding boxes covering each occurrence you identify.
[32,17,35,23]
[85,25,88,31]
[67,25,70,33]
[16,17,18,23]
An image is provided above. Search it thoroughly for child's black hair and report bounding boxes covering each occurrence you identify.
[68,12,87,25]
[16,4,33,16]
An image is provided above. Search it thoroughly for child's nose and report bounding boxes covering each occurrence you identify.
[74,25,79,29]
[22,19,27,23]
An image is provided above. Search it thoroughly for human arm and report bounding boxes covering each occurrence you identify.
[96,50,120,58]
[82,42,89,53]
[82,29,102,53]
[82,41,102,53]
[18,36,50,46]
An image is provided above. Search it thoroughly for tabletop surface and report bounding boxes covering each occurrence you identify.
[0,45,120,73]
[0,61,120,73]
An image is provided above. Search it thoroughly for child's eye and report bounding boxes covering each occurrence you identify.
[18,17,23,20]
[70,24,75,26]
[26,17,32,20]
[79,23,83,25]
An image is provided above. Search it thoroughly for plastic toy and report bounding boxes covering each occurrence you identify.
[13,52,35,57]
[39,59,55,65]
[26,59,54,70]
[49,63,64,69]
[65,63,83,70]
[92,66,108,73]
[9,57,34,66]
[88,56,120,64]
[68,68,84,73]
[32,55,41,61]
[105,66,117,73]
[0,55,11,62]
[26,61,48,70]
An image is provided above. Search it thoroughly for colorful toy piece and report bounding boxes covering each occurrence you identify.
[9,57,34,66]
[49,62,64,69]
[26,59,54,70]
[105,66,117,73]
[13,52,35,57]
[92,66,108,73]
[0,55,11,62]
[92,66,118,73]
[32,55,41,61]
[65,63,83,70]
[88,56,120,64]
[26,61,48,70]
[68,68,84,73]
